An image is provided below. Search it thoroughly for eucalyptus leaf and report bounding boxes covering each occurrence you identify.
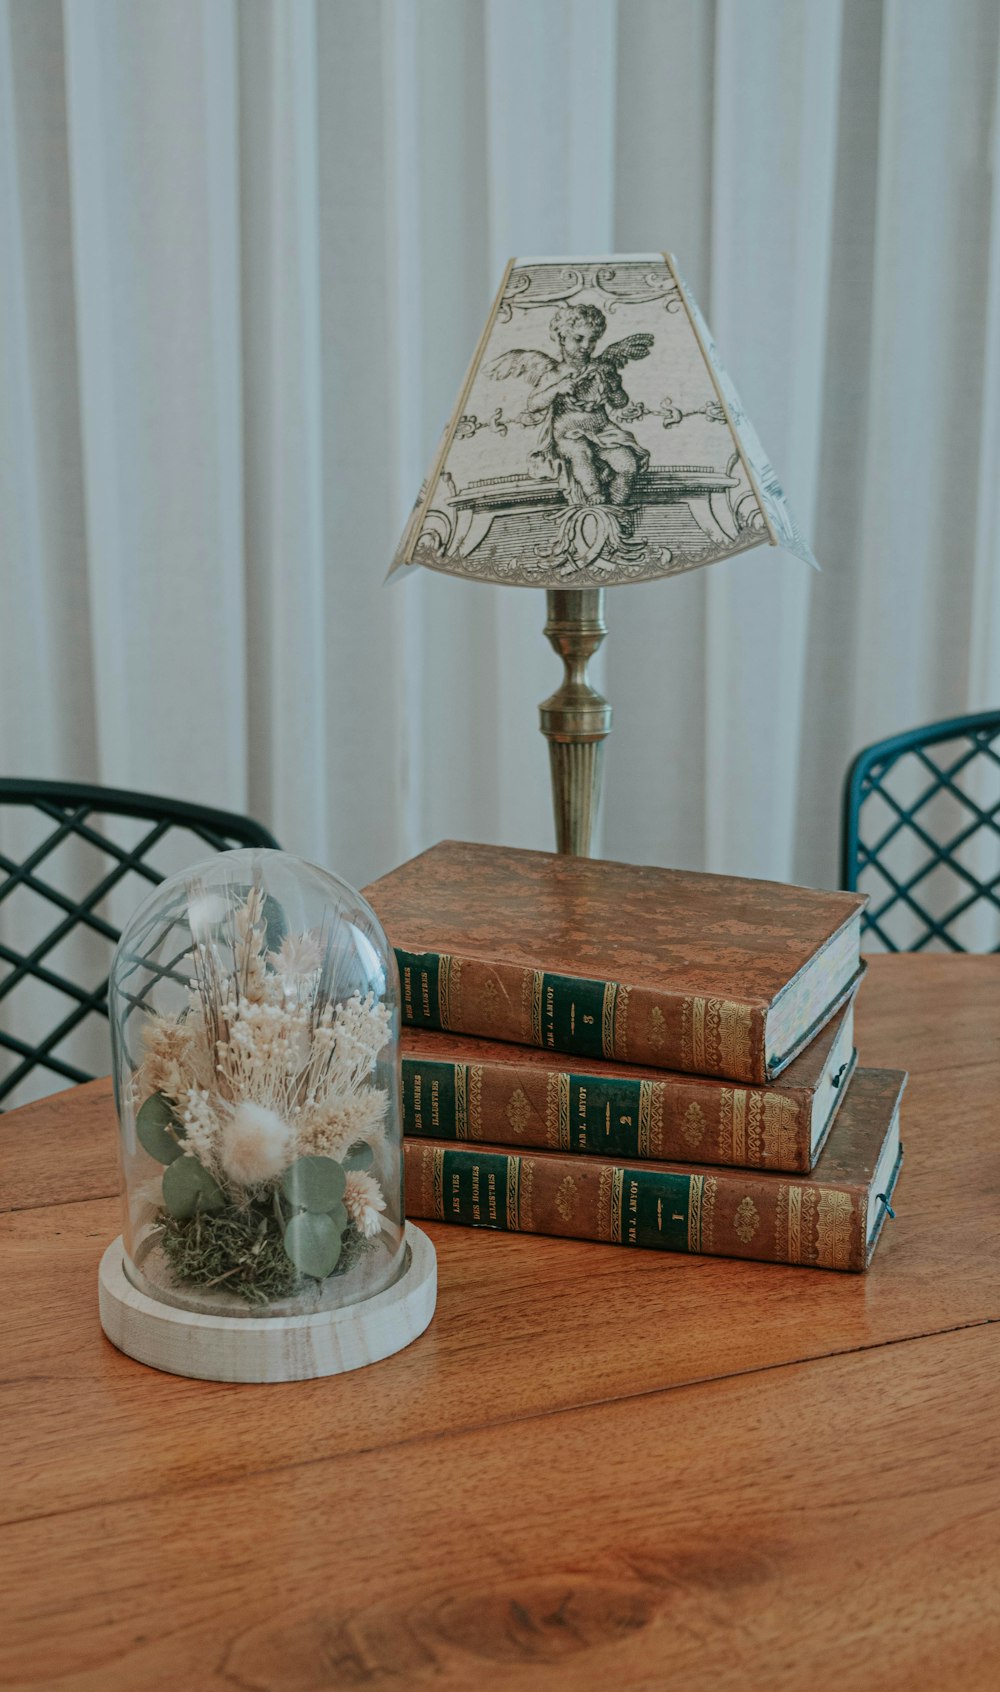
[342,1141,374,1173]
[261,892,287,956]
[281,1155,346,1214]
[162,1156,226,1220]
[136,1093,186,1164]
[327,1202,348,1235]
[283,1211,343,1280]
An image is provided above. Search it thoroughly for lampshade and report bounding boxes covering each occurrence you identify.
[388,252,818,858]
[390,253,816,588]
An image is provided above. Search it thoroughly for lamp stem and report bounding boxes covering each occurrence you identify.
[540,589,612,856]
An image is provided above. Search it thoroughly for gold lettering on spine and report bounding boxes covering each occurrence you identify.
[454,1066,468,1140]
[468,1065,483,1137]
[688,1175,704,1252]
[816,1188,854,1269]
[529,971,545,1046]
[610,1167,625,1243]
[601,982,620,1057]
[613,985,631,1059]
[506,1157,521,1230]
[431,1148,445,1221]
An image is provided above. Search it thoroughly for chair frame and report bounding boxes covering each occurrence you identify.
[840,709,1000,952]
[0,778,278,1101]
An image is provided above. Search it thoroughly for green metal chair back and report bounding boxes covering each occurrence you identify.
[841,710,1000,951]
[0,779,278,1105]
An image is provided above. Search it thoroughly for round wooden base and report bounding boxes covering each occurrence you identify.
[98,1224,437,1383]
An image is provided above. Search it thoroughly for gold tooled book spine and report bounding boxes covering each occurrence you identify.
[404,1140,869,1271]
[395,947,770,1084]
[402,1051,816,1172]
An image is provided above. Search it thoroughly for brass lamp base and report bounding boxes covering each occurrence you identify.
[540,589,612,856]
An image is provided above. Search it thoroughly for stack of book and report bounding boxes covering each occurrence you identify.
[364,842,904,1272]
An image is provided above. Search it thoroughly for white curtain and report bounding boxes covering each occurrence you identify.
[3,0,999,900]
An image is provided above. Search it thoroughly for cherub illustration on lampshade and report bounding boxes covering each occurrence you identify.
[389,253,816,852]
[493,302,651,506]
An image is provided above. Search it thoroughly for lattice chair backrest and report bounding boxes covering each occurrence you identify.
[841,711,1000,952]
[0,780,278,1109]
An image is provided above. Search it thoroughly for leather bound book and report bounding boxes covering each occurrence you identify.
[405,1067,905,1273]
[365,841,866,1083]
[402,992,859,1174]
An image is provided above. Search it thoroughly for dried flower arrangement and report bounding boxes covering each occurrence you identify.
[131,887,392,1305]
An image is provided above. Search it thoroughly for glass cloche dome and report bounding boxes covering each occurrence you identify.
[108,849,405,1319]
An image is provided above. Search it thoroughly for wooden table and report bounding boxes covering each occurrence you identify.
[2,955,998,1690]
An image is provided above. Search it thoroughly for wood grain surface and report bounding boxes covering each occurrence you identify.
[1,955,998,1690]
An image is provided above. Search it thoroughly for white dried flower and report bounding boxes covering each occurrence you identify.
[296,1088,387,1161]
[182,1088,223,1168]
[269,931,325,976]
[136,1011,212,1108]
[219,1102,293,1187]
[343,1170,386,1238]
[132,908,392,1196]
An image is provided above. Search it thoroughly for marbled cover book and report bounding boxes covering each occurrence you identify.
[365,841,866,1083]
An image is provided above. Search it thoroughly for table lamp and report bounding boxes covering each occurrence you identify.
[389,253,816,856]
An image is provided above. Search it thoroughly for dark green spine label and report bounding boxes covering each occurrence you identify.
[538,972,610,1059]
[395,950,442,1029]
[402,1059,458,1139]
[619,1168,692,1251]
[440,1148,512,1231]
[567,1074,647,1156]
[432,1150,695,1251]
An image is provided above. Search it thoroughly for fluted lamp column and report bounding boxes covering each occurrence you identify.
[540,590,611,856]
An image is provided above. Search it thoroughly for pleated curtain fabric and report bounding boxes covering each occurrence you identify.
[2,0,999,897]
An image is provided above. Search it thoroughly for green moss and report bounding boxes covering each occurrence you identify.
[159,1202,300,1305]
[158,1199,379,1306]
